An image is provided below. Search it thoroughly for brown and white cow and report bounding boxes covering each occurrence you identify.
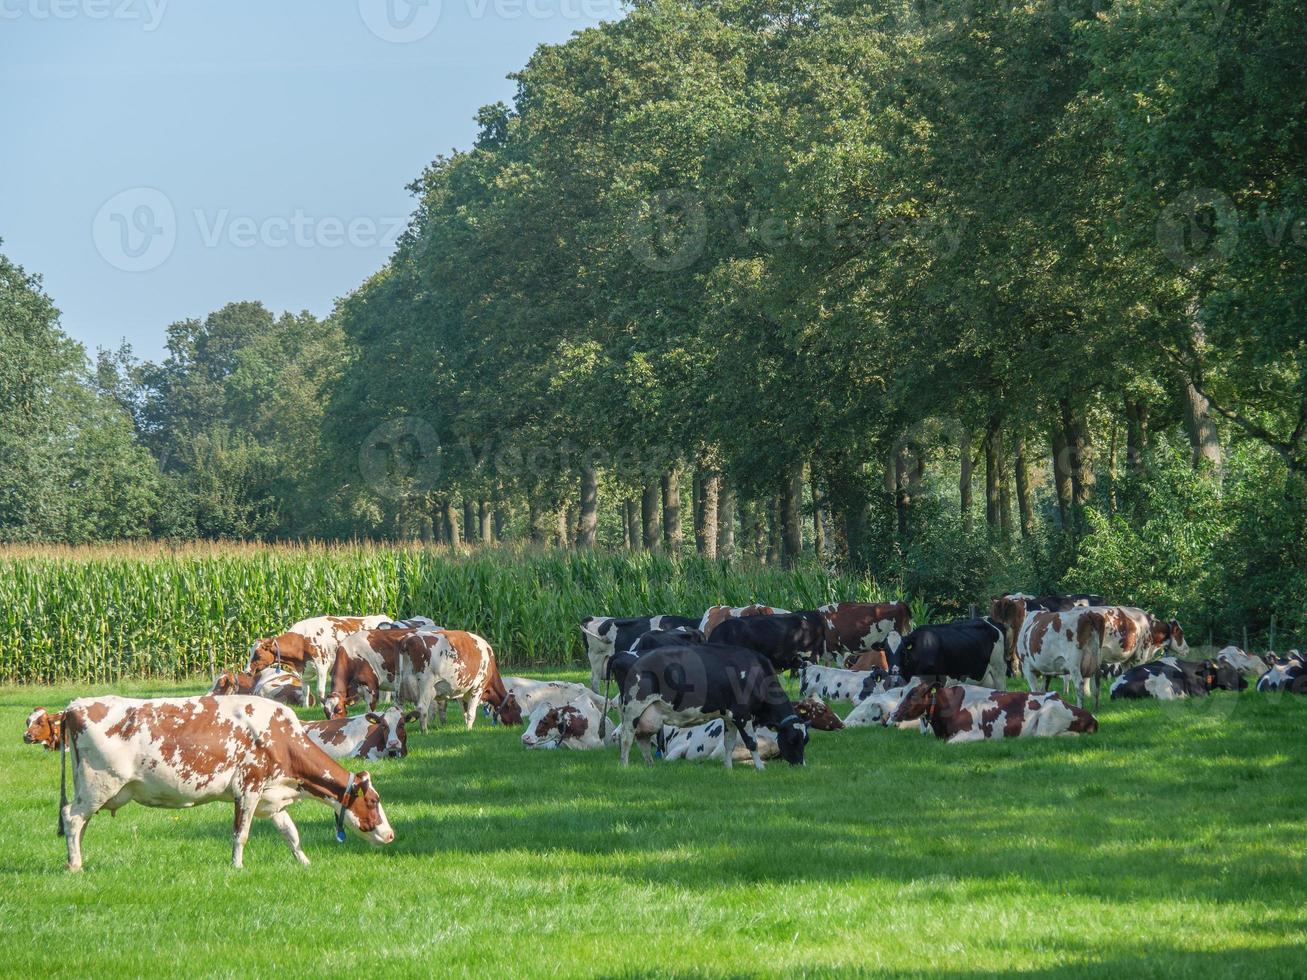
[24,707,63,750]
[493,677,607,726]
[395,629,503,732]
[247,615,391,706]
[211,667,305,706]
[918,684,1099,743]
[697,604,789,637]
[58,695,394,870]
[321,626,420,719]
[820,602,911,662]
[521,696,616,750]
[304,705,417,760]
[1018,606,1188,708]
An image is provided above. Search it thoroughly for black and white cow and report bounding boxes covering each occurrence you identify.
[885,618,1006,690]
[1110,657,1246,700]
[619,644,808,769]
[1256,655,1307,693]
[580,615,700,691]
[707,612,826,672]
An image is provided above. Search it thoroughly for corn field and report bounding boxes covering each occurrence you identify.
[0,542,886,683]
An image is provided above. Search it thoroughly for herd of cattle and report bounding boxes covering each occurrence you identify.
[21,597,1305,871]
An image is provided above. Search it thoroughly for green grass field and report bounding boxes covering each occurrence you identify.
[3,676,1305,977]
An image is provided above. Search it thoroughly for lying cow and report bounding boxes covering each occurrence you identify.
[247,614,391,705]
[492,677,606,726]
[819,601,911,661]
[799,662,876,704]
[886,680,999,730]
[580,615,701,691]
[697,604,789,636]
[885,618,1007,690]
[303,705,417,760]
[844,683,917,728]
[619,644,807,769]
[1256,659,1307,693]
[1214,646,1270,679]
[657,696,843,762]
[211,666,306,705]
[521,696,616,751]
[1018,606,1188,708]
[707,611,827,672]
[23,707,63,750]
[1110,657,1245,700]
[919,684,1099,743]
[59,695,394,870]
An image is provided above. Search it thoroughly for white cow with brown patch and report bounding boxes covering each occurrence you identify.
[304,705,417,760]
[1018,606,1189,708]
[394,629,504,732]
[492,677,607,726]
[520,696,616,750]
[247,615,391,706]
[58,695,394,871]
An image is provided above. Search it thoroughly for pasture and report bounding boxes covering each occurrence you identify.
[4,676,1305,977]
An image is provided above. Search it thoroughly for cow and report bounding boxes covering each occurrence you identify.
[321,627,421,718]
[1256,659,1307,693]
[1018,606,1189,708]
[885,680,999,730]
[656,696,843,762]
[520,696,616,751]
[884,619,1007,690]
[799,662,876,704]
[599,627,709,704]
[58,695,394,871]
[917,684,1099,742]
[1110,657,1245,700]
[707,612,826,672]
[211,667,306,705]
[580,615,701,692]
[843,633,900,672]
[844,683,917,728]
[380,616,440,630]
[24,707,63,750]
[697,604,789,637]
[619,644,808,769]
[247,614,391,706]
[492,677,607,726]
[1214,646,1270,679]
[819,602,911,662]
[989,594,1108,674]
[303,705,417,760]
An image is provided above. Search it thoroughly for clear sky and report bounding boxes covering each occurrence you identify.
[1,0,621,361]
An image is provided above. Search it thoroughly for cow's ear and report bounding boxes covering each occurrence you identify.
[365,712,382,724]
[404,711,419,723]
[354,771,372,794]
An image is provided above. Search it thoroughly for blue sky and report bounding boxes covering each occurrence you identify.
[1,0,620,361]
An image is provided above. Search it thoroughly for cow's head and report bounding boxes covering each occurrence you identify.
[989,596,1027,668]
[775,714,808,766]
[322,692,348,721]
[23,707,62,750]
[338,771,394,845]
[495,693,525,726]
[580,618,617,689]
[248,632,312,674]
[365,707,418,758]
[521,704,589,749]
[210,671,238,695]
[1202,660,1247,692]
[1150,617,1189,657]
[794,696,844,731]
[887,680,931,725]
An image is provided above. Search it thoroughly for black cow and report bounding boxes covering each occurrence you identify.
[1110,658,1245,700]
[707,612,826,672]
[605,627,707,696]
[886,618,1007,689]
[618,644,808,769]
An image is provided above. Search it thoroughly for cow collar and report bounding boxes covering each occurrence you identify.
[778,714,801,728]
[335,772,356,843]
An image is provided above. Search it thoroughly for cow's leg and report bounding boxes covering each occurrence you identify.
[636,734,656,767]
[231,794,258,869]
[436,698,448,726]
[62,793,102,873]
[461,690,482,731]
[721,723,737,770]
[739,719,765,770]
[270,810,310,867]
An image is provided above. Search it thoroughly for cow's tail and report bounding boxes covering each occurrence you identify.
[57,708,74,837]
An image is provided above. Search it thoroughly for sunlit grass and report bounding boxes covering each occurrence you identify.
[3,677,1304,976]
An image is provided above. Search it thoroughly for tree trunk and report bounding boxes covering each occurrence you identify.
[463,500,477,544]
[718,479,735,561]
[998,438,1013,546]
[780,466,803,567]
[528,499,543,545]
[557,508,571,549]
[1182,379,1222,475]
[811,479,825,561]
[642,482,661,550]
[493,504,506,542]
[1061,400,1094,510]
[893,446,910,543]
[984,417,1001,539]
[1051,428,1072,532]
[623,498,636,550]
[662,467,682,554]
[960,428,974,537]
[1013,435,1034,539]
[479,499,492,543]
[693,472,705,553]
[1124,397,1149,473]
[701,471,720,560]
[578,466,598,548]
[767,495,782,564]
[829,460,871,568]
[446,499,462,549]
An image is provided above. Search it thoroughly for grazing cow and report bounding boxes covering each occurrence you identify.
[247,615,391,705]
[321,627,421,718]
[1214,646,1270,679]
[521,697,616,751]
[657,696,843,762]
[1110,657,1245,700]
[799,663,875,704]
[1018,606,1189,708]
[209,667,305,705]
[24,707,63,750]
[697,604,789,637]
[885,619,1007,690]
[303,705,417,760]
[707,612,827,672]
[580,615,701,692]
[490,677,605,726]
[1256,659,1307,693]
[917,684,1099,742]
[58,695,394,870]
[619,644,808,769]
[819,602,912,661]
